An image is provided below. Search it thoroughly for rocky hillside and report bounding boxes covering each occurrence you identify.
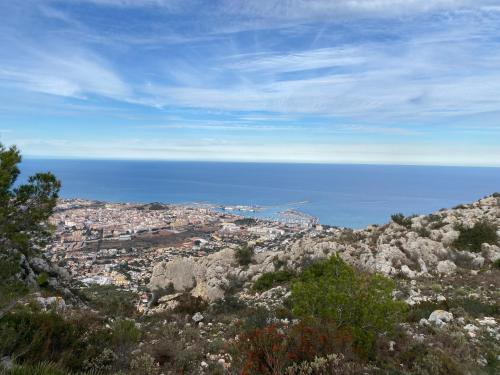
[149,194,499,304]
[2,194,498,374]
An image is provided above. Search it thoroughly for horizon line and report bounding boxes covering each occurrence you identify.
[22,155,500,169]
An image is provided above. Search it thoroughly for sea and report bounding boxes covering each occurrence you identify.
[19,159,500,229]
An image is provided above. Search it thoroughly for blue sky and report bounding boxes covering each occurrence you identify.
[1,0,500,166]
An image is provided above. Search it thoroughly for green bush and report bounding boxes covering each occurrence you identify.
[78,285,138,318]
[234,218,257,226]
[0,307,114,372]
[252,270,295,292]
[391,213,413,228]
[235,245,254,266]
[291,255,406,358]
[493,258,500,269]
[0,143,60,258]
[449,297,499,317]
[0,308,84,368]
[37,272,49,288]
[111,319,140,346]
[410,351,464,375]
[453,221,498,252]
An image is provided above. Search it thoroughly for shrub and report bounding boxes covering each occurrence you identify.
[211,295,246,315]
[173,293,208,315]
[141,324,203,374]
[233,325,290,375]
[410,350,464,375]
[0,362,67,375]
[252,270,295,292]
[235,245,254,266]
[416,227,431,238]
[391,213,413,228]
[82,348,117,373]
[291,255,406,358]
[0,308,87,370]
[234,218,257,226]
[111,319,141,347]
[285,354,362,375]
[449,297,499,317]
[130,353,159,375]
[232,321,355,375]
[453,221,498,252]
[36,272,49,288]
[241,306,275,331]
[78,285,138,318]
[493,258,500,269]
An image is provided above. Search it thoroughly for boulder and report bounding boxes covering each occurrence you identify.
[30,257,52,274]
[429,310,453,326]
[464,324,479,338]
[35,296,66,311]
[437,260,457,275]
[400,265,416,279]
[149,248,236,302]
[192,312,204,323]
[481,244,500,263]
[0,357,13,371]
[149,258,198,292]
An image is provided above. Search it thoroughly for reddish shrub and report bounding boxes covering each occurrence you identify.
[233,321,355,375]
[237,325,289,375]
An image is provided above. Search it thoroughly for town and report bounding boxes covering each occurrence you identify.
[45,199,319,306]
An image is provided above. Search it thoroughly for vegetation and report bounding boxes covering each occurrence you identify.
[36,273,49,288]
[0,144,497,374]
[235,244,254,266]
[232,255,407,373]
[234,217,257,226]
[0,143,60,308]
[391,213,414,228]
[453,221,498,252]
[77,285,139,318]
[252,270,295,292]
[0,144,61,259]
[0,307,113,372]
[291,255,406,357]
[494,258,500,269]
[0,362,68,375]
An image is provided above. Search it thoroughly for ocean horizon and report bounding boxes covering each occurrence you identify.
[20,159,500,228]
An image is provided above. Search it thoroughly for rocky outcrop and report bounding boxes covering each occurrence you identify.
[150,248,237,302]
[149,195,499,304]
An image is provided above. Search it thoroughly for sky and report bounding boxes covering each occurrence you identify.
[1,0,500,166]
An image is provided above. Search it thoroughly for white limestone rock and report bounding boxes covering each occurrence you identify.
[400,265,417,279]
[464,324,479,338]
[429,310,453,326]
[481,244,500,263]
[150,248,236,302]
[437,260,457,275]
[192,312,204,323]
[149,258,198,292]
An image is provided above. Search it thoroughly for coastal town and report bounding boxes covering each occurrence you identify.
[45,199,319,304]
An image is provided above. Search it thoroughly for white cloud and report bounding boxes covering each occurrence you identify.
[226,47,366,73]
[73,0,500,18]
[68,0,191,10]
[0,49,131,100]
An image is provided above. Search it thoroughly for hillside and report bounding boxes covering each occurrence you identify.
[1,195,499,374]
